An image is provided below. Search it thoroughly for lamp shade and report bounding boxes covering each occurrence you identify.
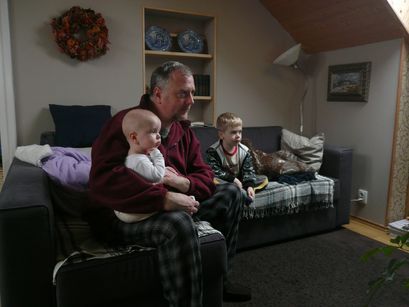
[273,43,301,66]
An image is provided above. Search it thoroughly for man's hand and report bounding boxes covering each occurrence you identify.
[163,167,190,193]
[164,191,199,215]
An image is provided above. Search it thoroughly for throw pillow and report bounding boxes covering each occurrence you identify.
[49,104,111,147]
[280,129,324,171]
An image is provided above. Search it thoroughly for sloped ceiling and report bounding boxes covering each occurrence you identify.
[260,0,409,53]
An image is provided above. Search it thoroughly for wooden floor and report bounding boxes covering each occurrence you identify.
[345,216,399,246]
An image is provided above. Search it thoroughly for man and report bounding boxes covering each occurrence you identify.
[88,61,251,306]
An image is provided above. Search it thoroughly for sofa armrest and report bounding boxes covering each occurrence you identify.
[319,145,353,226]
[0,158,56,307]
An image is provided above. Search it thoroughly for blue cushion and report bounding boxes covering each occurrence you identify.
[49,104,111,147]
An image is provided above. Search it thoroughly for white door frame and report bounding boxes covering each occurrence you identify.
[0,0,16,177]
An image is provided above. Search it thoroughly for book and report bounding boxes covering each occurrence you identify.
[388,219,409,238]
[193,74,203,96]
[203,74,210,96]
[193,74,210,96]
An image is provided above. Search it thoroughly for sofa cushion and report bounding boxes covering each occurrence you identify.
[242,126,282,153]
[192,126,282,159]
[281,129,324,171]
[191,126,218,158]
[49,104,111,147]
[50,183,89,218]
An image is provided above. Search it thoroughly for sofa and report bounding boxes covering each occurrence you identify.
[192,126,352,250]
[0,125,352,307]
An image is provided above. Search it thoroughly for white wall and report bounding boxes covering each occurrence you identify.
[8,0,297,145]
[0,0,16,176]
[310,39,401,225]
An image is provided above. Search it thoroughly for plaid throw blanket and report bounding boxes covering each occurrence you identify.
[243,174,334,219]
[53,216,221,284]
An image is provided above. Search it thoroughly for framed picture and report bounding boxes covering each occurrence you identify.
[327,62,371,102]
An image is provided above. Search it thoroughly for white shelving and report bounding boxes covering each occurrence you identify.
[143,7,216,126]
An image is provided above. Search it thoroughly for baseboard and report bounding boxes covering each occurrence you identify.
[349,215,387,231]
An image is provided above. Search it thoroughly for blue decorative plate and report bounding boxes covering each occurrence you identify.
[145,26,172,51]
[177,30,204,53]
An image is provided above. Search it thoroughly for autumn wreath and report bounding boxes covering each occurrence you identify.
[51,6,110,61]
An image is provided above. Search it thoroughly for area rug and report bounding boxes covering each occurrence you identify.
[225,228,409,307]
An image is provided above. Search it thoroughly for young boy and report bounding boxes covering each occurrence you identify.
[115,108,165,223]
[206,112,257,202]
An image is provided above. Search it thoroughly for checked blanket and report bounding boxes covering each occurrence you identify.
[243,174,334,219]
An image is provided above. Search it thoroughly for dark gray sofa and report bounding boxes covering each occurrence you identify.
[0,125,352,307]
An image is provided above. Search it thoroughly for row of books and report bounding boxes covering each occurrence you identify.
[388,219,409,238]
[193,74,210,96]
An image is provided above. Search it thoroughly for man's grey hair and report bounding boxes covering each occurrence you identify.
[149,61,193,97]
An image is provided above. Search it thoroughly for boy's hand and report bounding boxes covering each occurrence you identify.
[233,178,243,188]
[247,187,255,200]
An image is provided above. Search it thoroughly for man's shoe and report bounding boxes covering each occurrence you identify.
[223,280,252,302]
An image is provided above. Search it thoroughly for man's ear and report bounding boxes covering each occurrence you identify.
[152,86,162,104]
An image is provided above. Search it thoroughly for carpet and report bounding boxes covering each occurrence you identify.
[225,228,409,307]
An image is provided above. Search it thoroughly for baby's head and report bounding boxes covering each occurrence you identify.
[122,109,162,154]
[216,112,243,147]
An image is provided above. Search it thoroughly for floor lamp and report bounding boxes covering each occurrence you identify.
[273,43,308,135]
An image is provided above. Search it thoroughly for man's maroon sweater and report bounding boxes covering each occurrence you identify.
[87,95,215,234]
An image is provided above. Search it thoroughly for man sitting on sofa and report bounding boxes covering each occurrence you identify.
[88,61,251,306]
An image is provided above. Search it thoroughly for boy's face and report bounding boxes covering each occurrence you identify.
[219,125,242,148]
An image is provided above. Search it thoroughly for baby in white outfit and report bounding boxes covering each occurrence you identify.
[115,108,165,223]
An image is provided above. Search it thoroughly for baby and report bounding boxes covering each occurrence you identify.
[114,109,165,223]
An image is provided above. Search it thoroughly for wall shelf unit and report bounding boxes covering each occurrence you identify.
[143,7,216,126]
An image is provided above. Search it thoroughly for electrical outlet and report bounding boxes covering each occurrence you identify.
[358,189,368,205]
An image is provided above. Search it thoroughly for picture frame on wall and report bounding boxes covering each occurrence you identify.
[327,62,371,102]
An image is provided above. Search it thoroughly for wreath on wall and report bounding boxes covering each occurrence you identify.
[51,6,110,61]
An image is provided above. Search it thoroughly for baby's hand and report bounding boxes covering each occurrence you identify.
[233,178,243,188]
